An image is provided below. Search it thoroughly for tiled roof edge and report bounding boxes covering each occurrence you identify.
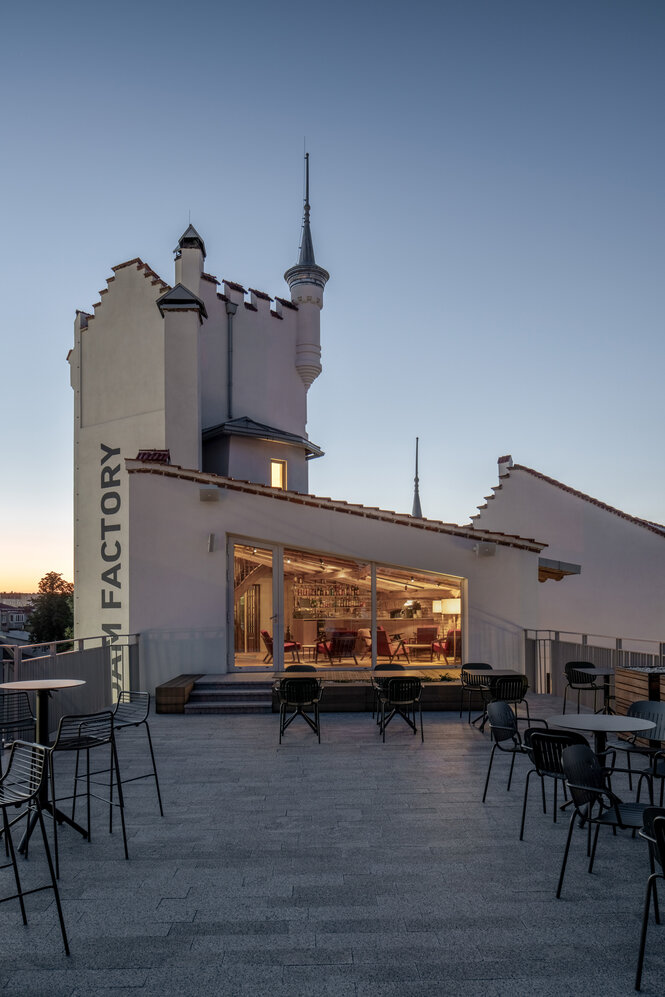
[85,258,170,323]
[124,461,547,552]
[510,464,665,539]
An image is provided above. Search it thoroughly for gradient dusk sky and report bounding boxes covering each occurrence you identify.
[1,0,663,591]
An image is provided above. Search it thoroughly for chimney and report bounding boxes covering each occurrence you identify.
[498,454,513,478]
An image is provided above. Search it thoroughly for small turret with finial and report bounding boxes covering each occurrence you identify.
[285,153,329,390]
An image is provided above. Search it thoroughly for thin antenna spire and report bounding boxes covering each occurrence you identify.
[304,152,310,225]
[411,437,423,518]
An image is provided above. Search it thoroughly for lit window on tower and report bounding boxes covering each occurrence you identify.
[270,459,287,490]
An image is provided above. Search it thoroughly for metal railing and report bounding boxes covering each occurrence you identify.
[525,629,665,699]
[1,635,139,733]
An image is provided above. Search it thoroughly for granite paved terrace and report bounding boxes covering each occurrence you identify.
[2,694,664,997]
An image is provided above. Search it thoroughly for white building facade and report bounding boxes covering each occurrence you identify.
[471,455,665,645]
[70,169,547,690]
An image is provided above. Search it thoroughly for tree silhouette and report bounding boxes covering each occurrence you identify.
[28,572,74,643]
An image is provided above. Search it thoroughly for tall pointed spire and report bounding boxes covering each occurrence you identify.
[298,153,316,265]
[411,438,423,518]
[285,152,329,293]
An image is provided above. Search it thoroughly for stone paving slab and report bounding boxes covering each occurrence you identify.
[1,696,663,995]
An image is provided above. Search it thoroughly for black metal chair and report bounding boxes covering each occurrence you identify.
[371,662,404,721]
[636,808,665,990]
[0,692,35,772]
[459,663,492,723]
[49,711,128,877]
[484,674,531,727]
[556,743,650,898]
[0,741,69,954]
[611,701,665,797]
[520,729,590,840]
[278,677,322,743]
[563,661,603,714]
[482,702,547,803]
[378,677,423,743]
[107,691,163,818]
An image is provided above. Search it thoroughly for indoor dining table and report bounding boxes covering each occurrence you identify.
[0,678,87,849]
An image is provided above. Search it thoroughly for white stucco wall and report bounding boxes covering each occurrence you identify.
[126,466,540,692]
[69,262,170,645]
[472,466,665,642]
[198,282,309,438]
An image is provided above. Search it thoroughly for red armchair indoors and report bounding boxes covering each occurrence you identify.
[376,628,410,664]
[359,628,409,664]
[433,629,461,663]
[261,630,301,664]
[316,631,359,666]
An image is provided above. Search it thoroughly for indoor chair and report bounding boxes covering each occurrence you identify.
[261,630,301,663]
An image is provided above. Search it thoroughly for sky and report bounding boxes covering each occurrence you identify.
[1,0,663,592]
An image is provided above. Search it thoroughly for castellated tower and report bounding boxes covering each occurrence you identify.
[69,169,327,640]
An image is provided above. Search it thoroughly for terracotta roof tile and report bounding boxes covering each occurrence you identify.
[125,462,546,553]
[248,288,271,301]
[135,449,171,464]
[224,279,246,293]
[274,296,298,311]
[244,302,257,311]
[201,272,220,284]
[270,310,282,320]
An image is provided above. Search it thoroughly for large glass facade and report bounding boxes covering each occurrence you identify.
[230,539,463,669]
[285,550,372,663]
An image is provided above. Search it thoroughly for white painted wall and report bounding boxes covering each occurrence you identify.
[69,262,170,645]
[472,465,665,642]
[198,284,309,440]
[127,466,540,692]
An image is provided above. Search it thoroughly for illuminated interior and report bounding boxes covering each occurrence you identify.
[232,542,462,668]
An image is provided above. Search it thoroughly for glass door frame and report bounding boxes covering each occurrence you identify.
[228,537,284,672]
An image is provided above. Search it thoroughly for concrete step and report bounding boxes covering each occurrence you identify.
[188,688,272,701]
[184,701,273,715]
[185,677,274,714]
[193,680,274,691]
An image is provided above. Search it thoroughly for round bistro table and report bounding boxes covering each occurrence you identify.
[547,712,655,756]
[0,679,86,849]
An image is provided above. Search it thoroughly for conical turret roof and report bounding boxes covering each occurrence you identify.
[175,224,206,259]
